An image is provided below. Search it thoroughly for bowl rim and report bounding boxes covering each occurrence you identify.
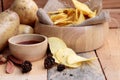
[8,34,47,47]
[36,21,105,28]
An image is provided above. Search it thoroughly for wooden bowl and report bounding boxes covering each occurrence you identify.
[34,21,109,52]
[8,34,48,61]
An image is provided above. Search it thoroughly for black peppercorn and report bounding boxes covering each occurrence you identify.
[44,56,55,69]
[21,61,32,73]
[57,64,65,72]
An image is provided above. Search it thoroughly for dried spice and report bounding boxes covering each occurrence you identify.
[7,55,32,73]
[44,56,55,69]
[6,60,15,74]
[21,61,32,73]
[7,55,23,65]
[57,64,65,72]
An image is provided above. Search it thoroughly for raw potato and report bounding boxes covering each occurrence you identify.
[10,0,38,26]
[0,10,20,51]
[18,24,34,34]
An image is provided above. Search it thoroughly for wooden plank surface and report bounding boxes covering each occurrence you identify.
[48,52,105,80]
[108,9,120,28]
[34,0,48,8]
[0,48,47,80]
[2,0,14,10]
[2,0,48,10]
[2,0,120,10]
[96,29,120,80]
[103,0,120,9]
[0,0,1,12]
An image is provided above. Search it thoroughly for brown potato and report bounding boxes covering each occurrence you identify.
[18,24,34,34]
[10,0,38,26]
[0,10,20,51]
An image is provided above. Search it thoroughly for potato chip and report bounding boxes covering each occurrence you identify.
[67,54,96,64]
[72,0,96,18]
[55,48,81,68]
[88,10,97,18]
[74,11,85,24]
[48,37,67,54]
[50,13,67,22]
[64,9,75,17]
[66,62,81,68]
[53,16,73,24]
[55,48,70,65]
[48,37,96,68]
[48,10,63,15]
[52,55,60,63]
[75,9,79,21]
[55,48,76,63]
[48,0,97,26]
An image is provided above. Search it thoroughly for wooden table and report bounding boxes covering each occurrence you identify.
[0,0,120,80]
[0,29,120,80]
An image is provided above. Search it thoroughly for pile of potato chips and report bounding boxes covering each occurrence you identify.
[48,37,96,68]
[48,0,96,26]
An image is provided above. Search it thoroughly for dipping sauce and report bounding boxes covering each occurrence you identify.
[17,40,40,45]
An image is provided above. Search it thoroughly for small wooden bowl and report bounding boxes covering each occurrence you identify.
[8,34,48,61]
[34,21,109,52]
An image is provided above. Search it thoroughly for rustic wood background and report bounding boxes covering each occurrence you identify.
[0,0,120,28]
[1,0,120,10]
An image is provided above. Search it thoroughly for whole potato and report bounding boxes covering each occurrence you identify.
[18,24,34,34]
[0,10,20,51]
[10,0,38,26]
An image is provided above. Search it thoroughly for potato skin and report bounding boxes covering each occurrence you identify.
[10,0,38,26]
[18,24,34,34]
[0,10,20,51]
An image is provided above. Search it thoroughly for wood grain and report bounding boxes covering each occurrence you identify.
[35,22,109,52]
[2,0,120,10]
[0,48,47,80]
[96,29,120,80]
[103,0,120,9]
[35,0,48,8]
[48,52,105,80]
[2,0,48,10]
[2,0,14,10]
[108,9,120,28]
[0,0,2,12]
[60,0,120,9]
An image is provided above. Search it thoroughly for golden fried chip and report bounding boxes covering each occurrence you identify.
[55,48,81,68]
[67,54,96,64]
[65,9,75,17]
[74,11,85,24]
[88,10,97,18]
[72,0,96,18]
[48,37,96,68]
[55,48,76,63]
[48,37,67,54]
[66,62,81,68]
[50,13,67,22]
[53,18,67,24]
[48,10,63,15]
[52,55,60,63]
[75,9,79,21]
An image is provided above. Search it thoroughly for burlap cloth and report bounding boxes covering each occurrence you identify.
[37,0,110,26]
